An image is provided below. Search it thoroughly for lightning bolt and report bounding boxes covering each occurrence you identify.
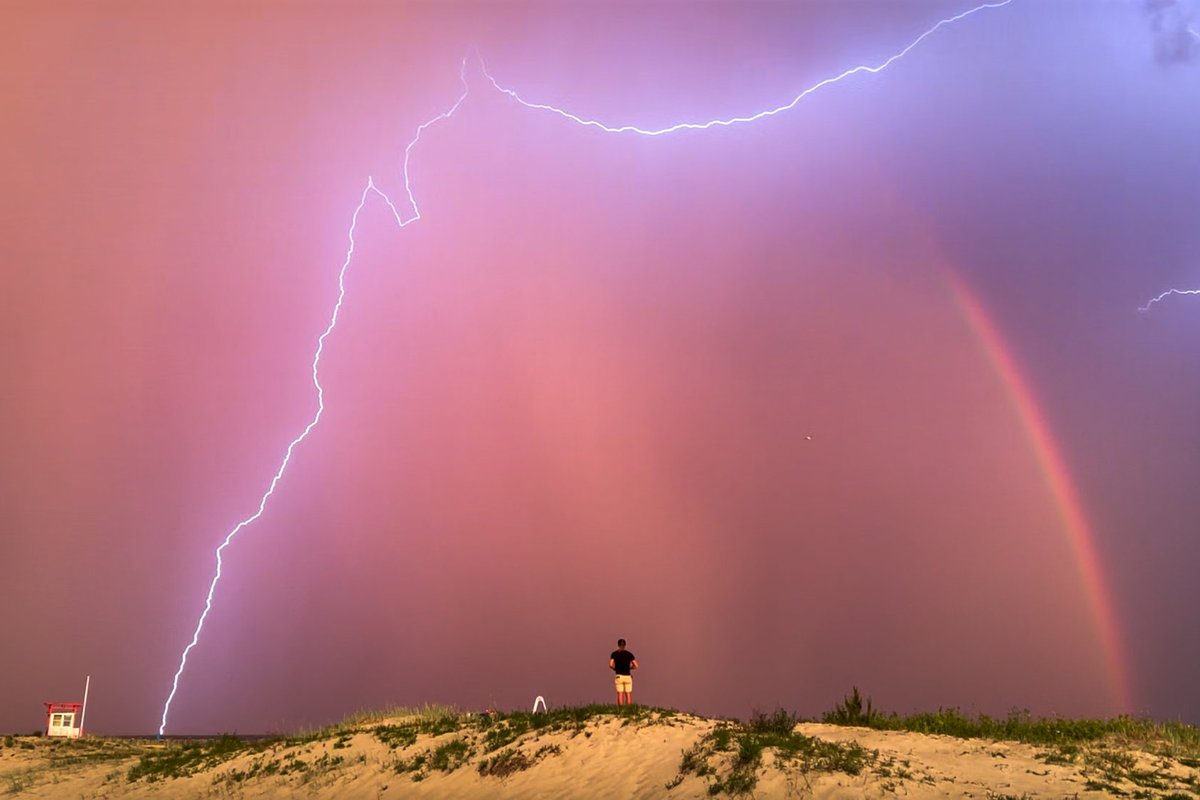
[158,61,469,737]
[1139,288,1200,312]
[482,0,1013,136]
[159,0,1018,733]
[1140,21,1198,313]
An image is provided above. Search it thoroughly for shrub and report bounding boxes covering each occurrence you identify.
[823,687,876,726]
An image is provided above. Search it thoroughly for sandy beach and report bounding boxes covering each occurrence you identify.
[4,707,1197,798]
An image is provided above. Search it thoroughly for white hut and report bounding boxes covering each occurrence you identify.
[44,702,83,738]
[44,676,90,738]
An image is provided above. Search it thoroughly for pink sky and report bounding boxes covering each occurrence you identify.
[4,1,1200,734]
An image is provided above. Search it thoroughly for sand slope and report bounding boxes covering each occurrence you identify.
[3,712,1197,798]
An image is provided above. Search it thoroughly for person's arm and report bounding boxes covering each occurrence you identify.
[609,658,616,671]
[631,659,639,671]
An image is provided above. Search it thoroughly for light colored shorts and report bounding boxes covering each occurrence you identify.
[615,674,633,692]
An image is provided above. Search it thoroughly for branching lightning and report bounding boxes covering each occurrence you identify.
[159,1,1019,733]
[158,61,469,737]
[1139,22,1198,314]
[481,0,1013,136]
[1139,287,1200,312]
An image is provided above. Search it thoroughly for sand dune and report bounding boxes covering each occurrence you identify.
[3,708,1197,798]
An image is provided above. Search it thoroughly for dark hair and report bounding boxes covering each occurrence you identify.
[617,638,626,647]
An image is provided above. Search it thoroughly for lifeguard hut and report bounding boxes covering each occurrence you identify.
[44,676,90,738]
[44,703,83,738]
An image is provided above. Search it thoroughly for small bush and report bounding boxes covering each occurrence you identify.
[482,717,531,752]
[823,687,877,726]
[394,752,427,774]
[430,739,471,772]
[735,736,763,768]
[372,724,418,749]
[478,748,531,778]
[749,708,799,737]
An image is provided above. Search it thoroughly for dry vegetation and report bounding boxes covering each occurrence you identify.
[2,694,1199,798]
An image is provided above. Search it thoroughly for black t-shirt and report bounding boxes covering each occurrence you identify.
[611,650,636,675]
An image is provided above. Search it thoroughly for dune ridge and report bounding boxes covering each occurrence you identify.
[4,703,1199,798]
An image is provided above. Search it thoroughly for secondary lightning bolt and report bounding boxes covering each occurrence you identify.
[1139,288,1200,312]
[158,61,470,737]
[482,0,1013,136]
[1140,26,1198,311]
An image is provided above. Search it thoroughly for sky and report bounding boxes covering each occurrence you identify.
[2,0,1199,735]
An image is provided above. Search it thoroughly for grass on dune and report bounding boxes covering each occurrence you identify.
[822,686,1200,756]
[289,702,460,742]
[818,687,1200,799]
[672,708,870,796]
[124,703,674,784]
[1,736,155,795]
[29,691,1186,795]
[126,734,250,782]
[124,704,462,783]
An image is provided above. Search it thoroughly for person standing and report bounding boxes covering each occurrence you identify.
[609,638,639,706]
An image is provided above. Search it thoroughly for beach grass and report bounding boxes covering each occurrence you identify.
[673,708,870,795]
[3,693,1191,797]
[819,687,1200,798]
[821,686,1200,756]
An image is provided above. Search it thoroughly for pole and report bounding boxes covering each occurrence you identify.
[79,675,90,736]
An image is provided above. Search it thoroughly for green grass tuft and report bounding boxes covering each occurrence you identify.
[822,688,1200,758]
[373,724,419,749]
[477,747,532,778]
[823,687,878,726]
[127,735,256,782]
[430,739,472,772]
[674,712,869,795]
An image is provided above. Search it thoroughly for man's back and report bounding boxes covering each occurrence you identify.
[611,649,636,675]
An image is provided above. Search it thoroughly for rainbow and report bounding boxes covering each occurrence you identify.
[948,272,1133,713]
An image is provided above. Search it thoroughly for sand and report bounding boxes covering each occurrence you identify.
[3,711,1196,798]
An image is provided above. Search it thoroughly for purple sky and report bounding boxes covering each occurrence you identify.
[3,1,1199,735]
